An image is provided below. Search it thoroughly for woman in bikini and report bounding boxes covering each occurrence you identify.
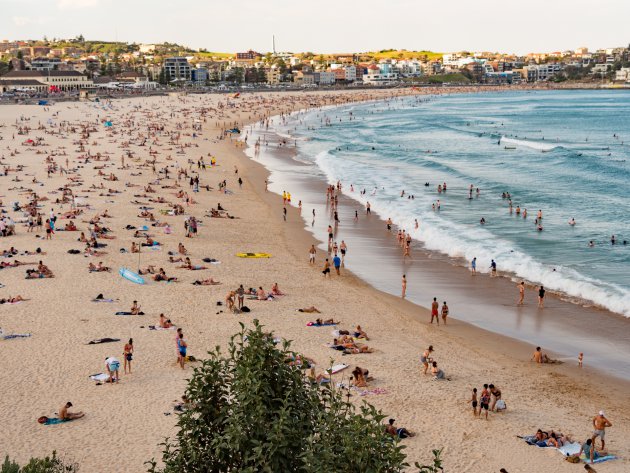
[123,339,134,374]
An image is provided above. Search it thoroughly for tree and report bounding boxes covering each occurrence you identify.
[147,321,408,473]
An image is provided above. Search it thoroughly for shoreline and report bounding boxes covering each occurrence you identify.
[240,98,630,381]
[1,89,629,472]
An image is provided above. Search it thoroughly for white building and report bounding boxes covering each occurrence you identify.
[0,70,93,90]
[362,65,399,84]
[615,67,630,82]
[317,71,336,85]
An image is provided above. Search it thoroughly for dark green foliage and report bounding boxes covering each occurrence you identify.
[1,452,78,473]
[415,449,444,473]
[147,320,408,473]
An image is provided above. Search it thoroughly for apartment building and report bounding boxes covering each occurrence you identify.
[163,57,192,81]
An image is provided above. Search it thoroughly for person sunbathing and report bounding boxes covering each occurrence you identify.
[168,256,184,263]
[192,277,221,286]
[270,283,284,296]
[130,301,142,315]
[256,287,267,300]
[64,221,77,231]
[159,313,173,328]
[385,419,415,439]
[307,367,330,384]
[154,268,177,282]
[78,232,88,243]
[138,265,156,275]
[59,402,84,420]
[0,295,27,304]
[178,243,187,255]
[315,318,338,325]
[298,306,321,313]
[354,325,369,340]
[178,257,207,270]
[131,242,139,253]
[351,367,371,387]
[84,245,107,257]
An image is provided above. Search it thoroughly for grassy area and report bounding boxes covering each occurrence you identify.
[368,49,443,61]
[195,51,233,59]
[405,73,471,84]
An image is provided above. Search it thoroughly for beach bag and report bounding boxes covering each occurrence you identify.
[565,455,580,463]
[495,400,506,411]
[37,416,49,424]
[241,306,250,313]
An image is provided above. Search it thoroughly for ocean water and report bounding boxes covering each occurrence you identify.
[262,90,630,317]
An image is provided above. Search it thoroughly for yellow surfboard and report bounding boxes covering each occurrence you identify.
[236,253,272,258]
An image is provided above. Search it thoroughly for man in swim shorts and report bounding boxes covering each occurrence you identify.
[105,356,120,383]
[309,245,316,264]
[430,297,439,324]
[592,411,612,450]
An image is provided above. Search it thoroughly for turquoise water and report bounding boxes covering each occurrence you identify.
[275,90,630,316]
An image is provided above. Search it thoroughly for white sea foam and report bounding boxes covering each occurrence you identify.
[501,136,558,151]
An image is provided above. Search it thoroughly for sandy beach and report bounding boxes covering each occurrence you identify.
[1,88,629,473]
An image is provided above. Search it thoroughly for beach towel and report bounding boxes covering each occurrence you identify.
[307,322,337,327]
[1,332,32,340]
[92,298,115,303]
[89,373,111,382]
[40,417,72,425]
[355,387,388,396]
[582,454,618,463]
[148,325,176,330]
[87,338,120,345]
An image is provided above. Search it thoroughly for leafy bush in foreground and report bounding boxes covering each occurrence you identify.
[147,320,408,473]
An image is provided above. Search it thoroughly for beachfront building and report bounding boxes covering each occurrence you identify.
[191,67,208,83]
[163,57,192,82]
[317,71,336,85]
[362,64,399,84]
[30,57,62,71]
[266,67,281,85]
[0,80,48,93]
[0,70,93,90]
[615,67,630,82]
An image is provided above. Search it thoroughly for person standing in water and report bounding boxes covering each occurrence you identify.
[518,281,525,306]
[401,274,407,298]
[471,257,477,275]
[538,285,546,308]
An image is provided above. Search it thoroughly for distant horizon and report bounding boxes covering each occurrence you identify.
[2,0,629,56]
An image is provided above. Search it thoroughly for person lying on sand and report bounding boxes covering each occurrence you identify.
[307,367,330,384]
[88,262,110,272]
[59,402,84,420]
[138,265,156,275]
[333,337,373,353]
[192,277,221,286]
[315,318,339,325]
[154,268,177,282]
[178,257,207,270]
[168,256,184,263]
[0,295,27,304]
[298,306,321,313]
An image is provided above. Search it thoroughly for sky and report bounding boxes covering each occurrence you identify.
[2,0,630,55]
